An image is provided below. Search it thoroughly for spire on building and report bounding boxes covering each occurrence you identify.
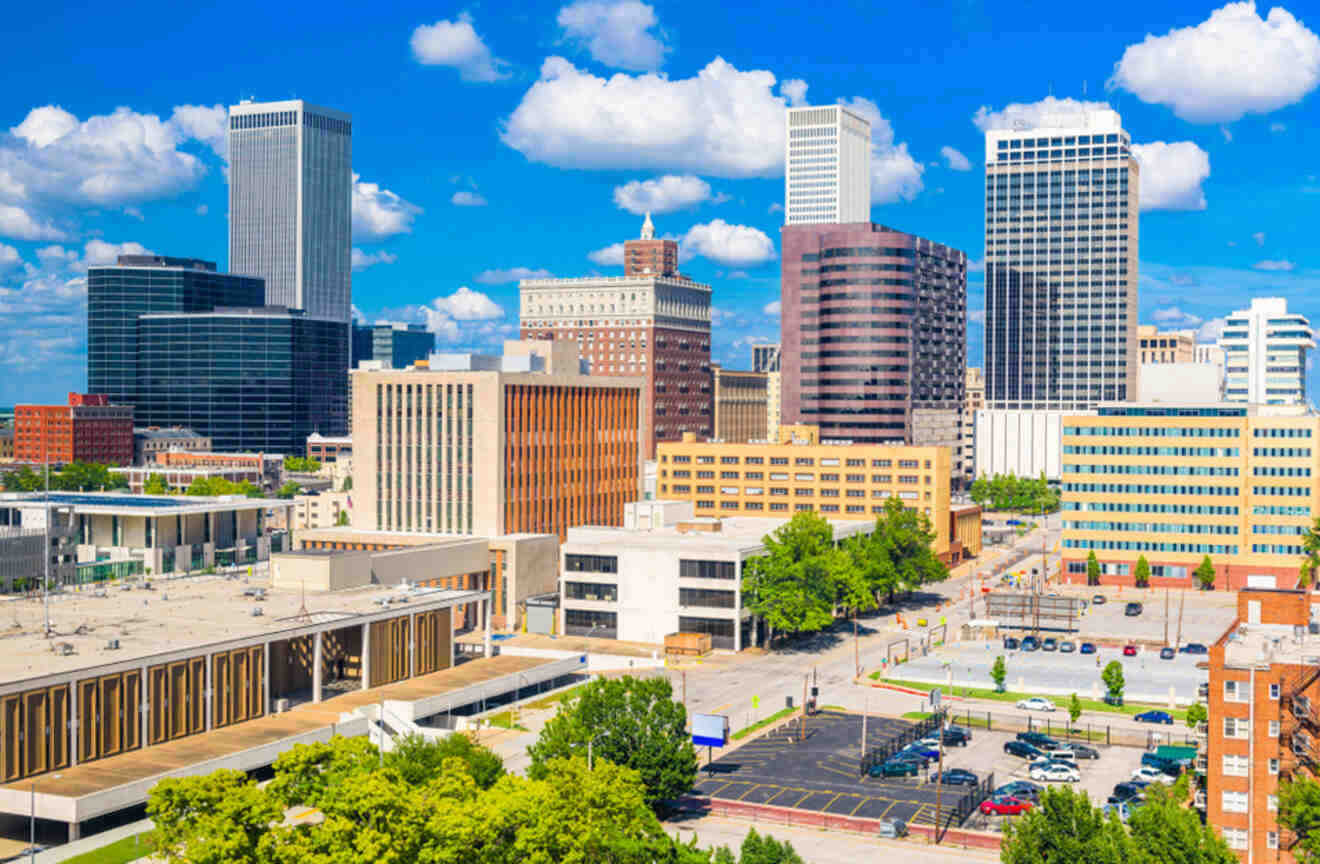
[641,212,655,240]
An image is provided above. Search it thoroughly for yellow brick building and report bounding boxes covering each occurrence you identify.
[1061,403,1320,590]
[656,425,981,563]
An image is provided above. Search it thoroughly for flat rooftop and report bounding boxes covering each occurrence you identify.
[1224,622,1320,669]
[0,492,287,515]
[0,573,481,684]
[566,516,872,553]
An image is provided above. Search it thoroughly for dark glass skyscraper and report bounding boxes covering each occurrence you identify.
[87,257,264,405]
[351,322,435,369]
[136,308,347,453]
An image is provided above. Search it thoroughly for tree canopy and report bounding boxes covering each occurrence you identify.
[143,472,172,495]
[184,477,263,498]
[1279,775,1320,864]
[527,675,696,809]
[283,456,321,472]
[2,461,129,493]
[1102,661,1125,700]
[969,471,1059,513]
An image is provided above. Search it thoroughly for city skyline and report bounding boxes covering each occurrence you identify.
[1,0,1318,405]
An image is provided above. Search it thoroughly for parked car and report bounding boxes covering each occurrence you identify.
[1103,801,1142,822]
[1103,693,1125,707]
[876,819,907,839]
[941,728,971,747]
[1004,740,1045,759]
[1016,697,1057,712]
[1134,710,1174,725]
[1017,731,1062,750]
[1123,644,1138,657]
[946,724,973,742]
[996,780,1043,799]
[1180,643,1209,655]
[1141,752,1186,776]
[1004,637,1021,650]
[1125,602,1144,617]
[936,768,980,786]
[1042,637,1059,651]
[1030,762,1081,783]
[981,795,1033,816]
[871,758,920,778]
[900,743,940,761]
[1080,642,1098,655]
[1131,765,1167,783]
[1159,646,1176,660]
[1111,780,1150,802]
[1092,594,1107,605]
[1021,636,1041,652]
[1059,640,1076,653]
[1041,748,1079,764]
[1069,744,1101,760]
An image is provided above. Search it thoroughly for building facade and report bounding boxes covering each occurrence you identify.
[712,367,770,443]
[752,342,781,373]
[625,212,679,276]
[780,222,967,454]
[15,394,134,466]
[963,366,984,479]
[519,219,711,455]
[87,257,264,408]
[766,370,782,443]
[133,427,212,466]
[655,425,980,563]
[974,408,1083,483]
[1138,325,1195,364]
[306,433,352,462]
[351,322,435,370]
[1060,403,1320,590]
[1218,298,1315,406]
[135,307,348,454]
[352,340,646,541]
[292,491,351,529]
[227,100,352,323]
[784,105,871,226]
[984,108,1139,411]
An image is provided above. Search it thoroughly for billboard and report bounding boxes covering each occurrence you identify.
[692,713,728,748]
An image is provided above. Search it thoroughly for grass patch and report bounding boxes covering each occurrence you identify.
[732,707,797,741]
[877,678,1188,723]
[901,711,992,730]
[62,834,153,864]
[524,682,590,712]
[483,710,529,731]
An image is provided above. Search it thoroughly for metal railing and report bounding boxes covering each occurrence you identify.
[858,710,943,776]
[939,772,995,839]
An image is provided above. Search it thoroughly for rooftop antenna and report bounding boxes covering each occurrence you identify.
[293,579,311,624]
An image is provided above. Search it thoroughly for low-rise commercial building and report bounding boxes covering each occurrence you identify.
[656,424,980,563]
[1061,403,1320,590]
[293,491,351,529]
[306,433,351,462]
[132,427,211,466]
[0,505,76,592]
[115,451,284,493]
[15,394,134,466]
[0,429,13,462]
[1138,324,1196,365]
[560,501,873,649]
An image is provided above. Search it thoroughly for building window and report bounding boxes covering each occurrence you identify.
[564,581,618,602]
[679,560,736,580]
[1270,720,1280,738]
[1221,791,1249,813]
[565,554,618,574]
[1222,754,1249,776]
[1268,832,1279,850]
[1221,829,1247,850]
[1224,681,1247,703]
[679,587,737,608]
[1270,758,1279,775]
[1223,717,1249,739]
[1271,683,1281,700]
[1269,794,1279,811]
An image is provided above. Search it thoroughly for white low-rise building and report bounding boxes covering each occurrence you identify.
[559,501,872,650]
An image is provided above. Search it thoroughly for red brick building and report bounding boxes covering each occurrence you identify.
[518,215,712,456]
[14,393,133,466]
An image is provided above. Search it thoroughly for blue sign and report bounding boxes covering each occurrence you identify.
[692,713,728,748]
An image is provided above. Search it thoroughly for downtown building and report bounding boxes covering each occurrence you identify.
[14,393,134,466]
[519,215,711,455]
[976,107,1139,481]
[1218,297,1315,406]
[352,321,435,369]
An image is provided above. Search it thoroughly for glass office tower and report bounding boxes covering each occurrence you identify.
[351,322,436,369]
[87,256,265,406]
[136,308,348,453]
[228,100,352,323]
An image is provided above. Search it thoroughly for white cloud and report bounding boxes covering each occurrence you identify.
[762,300,781,316]
[123,206,143,221]
[972,96,1113,132]
[413,286,506,341]
[768,202,783,214]
[1253,231,1267,246]
[451,190,488,207]
[839,97,924,204]
[167,104,228,158]
[612,174,713,214]
[588,242,625,266]
[967,258,985,273]
[1197,316,1229,342]
[779,79,808,106]
[409,13,508,82]
[351,304,365,322]
[0,243,20,271]
[1152,306,1204,327]
[1109,2,1320,123]
[681,219,775,267]
[351,248,398,271]
[1131,141,1211,211]
[0,204,66,241]
[940,145,972,171]
[475,267,554,284]
[1254,259,1296,271]
[80,239,151,270]
[352,173,422,241]
[557,0,668,71]
[1220,125,1234,143]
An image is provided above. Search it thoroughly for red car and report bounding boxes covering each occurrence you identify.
[980,795,1033,816]
[1123,645,1138,656]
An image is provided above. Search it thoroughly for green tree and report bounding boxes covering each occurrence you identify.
[384,732,504,789]
[1086,551,1101,587]
[276,481,301,499]
[265,736,381,810]
[283,456,321,472]
[1195,555,1217,591]
[1102,661,1125,702]
[1185,701,1207,731]
[1303,518,1320,588]
[1126,775,1236,864]
[1001,785,1130,864]
[1280,775,1320,864]
[147,769,282,864]
[990,655,1007,693]
[335,510,350,526]
[1134,555,1151,589]
[342,475,353,492]
[185,477,262,498]
[969,475,988,507]
[741,511,847,643]
[874,497,949,598]
[2,466,44,491]
[739,827,804,864]
[53,461,128,491]
[1069,693,1082,725]
[527,676,697,809]
[143,472,171,495]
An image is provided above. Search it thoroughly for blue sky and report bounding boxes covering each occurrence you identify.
[1,0,1318,404]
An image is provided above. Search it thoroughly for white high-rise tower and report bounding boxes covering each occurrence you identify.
[228,99,352,322]
[1218,298,1315,405]
[784,105,871,225]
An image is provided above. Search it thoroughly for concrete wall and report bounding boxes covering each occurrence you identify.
[271,550,372,591]
[370,541,489,587]
[975,408,1089,482]
[1137,363,1223,402]
[490,534,559,625]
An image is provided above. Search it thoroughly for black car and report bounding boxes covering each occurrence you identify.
[1068,744,1100,759]
[1021,636,1041,651]
[1004,636,1021,650]
[1180,643,1209,655]
[1112,780,1150,802]
[1125,602,1144,617]
[1004,740,1044,759]
[996,780,1043,800]
[936,768,979,786]
[1092,594,1107,605]
[1017,731,1062,750]
[941,728,971,747]
[1042,637,1059,651]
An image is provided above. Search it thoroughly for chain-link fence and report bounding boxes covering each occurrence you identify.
[924,706,1198,750]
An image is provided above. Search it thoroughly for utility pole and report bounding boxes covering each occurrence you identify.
[1164,588,1170,646]
[854,616,860,678]
[1175,589,1186,650]
[43,462,50,635]
[682,670,687,713]
[934,698,944,844]
[800,675,807,742]
[861,691,869,759]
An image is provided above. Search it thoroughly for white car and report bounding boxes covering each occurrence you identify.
[1016,697,1057,712]
[1131,766,1167,783]
[1030,763,1081,783]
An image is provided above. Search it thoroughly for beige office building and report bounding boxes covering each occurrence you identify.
[1137,325,1195,364]
[712,366,770,443]
[963,366,984,479]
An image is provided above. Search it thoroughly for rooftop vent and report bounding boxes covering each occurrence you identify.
[251,606,263,617]
[54,642,74,656]
[105,638,120,650]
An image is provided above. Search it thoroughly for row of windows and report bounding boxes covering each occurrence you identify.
[1064,465,1239,477]
[564,553,618,573]
[1253,486,1311,497]
[1252,544,1304,555]
[1254,428,1313,438]
[1062,445,1237,457]
[661,454,913,469]
[1062,483,1237,496]
[1254,505,1311,516]
[670,485,928,501]
[693,501,921,515]
[668,470,917,484]
[1252,448,1312,457]
[1064,539,1238,554]
[1252,525,1308,535]
[1064,521,1237,535]
[1062,502,1239,516]
[1064,426,1239,438]
[1253,466,1312,477]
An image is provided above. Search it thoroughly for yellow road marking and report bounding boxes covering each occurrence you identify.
[849,797,872,817]
[738,784,766,801]
[822,793,842,811]
[765,787,792,805]
[707,781,734,798]
[878,800,898,819]
[790,790,812,807]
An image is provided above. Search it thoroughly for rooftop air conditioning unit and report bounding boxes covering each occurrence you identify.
[105,639,120,650]
[251,606,263,617]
